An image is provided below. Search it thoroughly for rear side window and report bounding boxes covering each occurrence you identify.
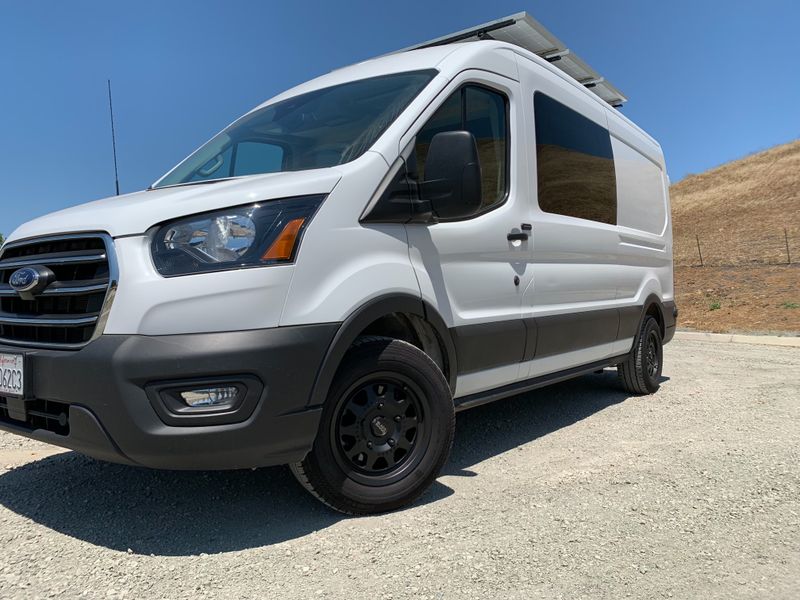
[415,84,509,213]
[534,92,617,225]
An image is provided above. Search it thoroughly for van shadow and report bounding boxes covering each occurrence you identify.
[445,370,668,476]
[0,370,661,556]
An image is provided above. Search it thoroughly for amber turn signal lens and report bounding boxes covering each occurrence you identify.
[262,218,306,261]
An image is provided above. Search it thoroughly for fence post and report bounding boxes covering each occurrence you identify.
[695,234,704,267]
[785,228,792,264]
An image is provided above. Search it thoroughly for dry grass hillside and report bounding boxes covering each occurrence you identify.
[670,140,800,333]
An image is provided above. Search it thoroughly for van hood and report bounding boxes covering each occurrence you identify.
[7,168,342,242]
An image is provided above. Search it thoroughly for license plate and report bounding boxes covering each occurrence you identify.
[0,353,24,397]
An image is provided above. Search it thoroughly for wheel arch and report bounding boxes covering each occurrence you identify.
[307,294,458,408]
[640,293,666,339]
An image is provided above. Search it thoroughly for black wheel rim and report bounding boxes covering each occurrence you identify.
[332,372,428,485]
[646,331,660,378]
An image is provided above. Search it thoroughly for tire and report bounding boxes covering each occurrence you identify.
[290,336,454,515]
[617,315,663,394]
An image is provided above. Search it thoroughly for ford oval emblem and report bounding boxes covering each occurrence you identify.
[8,264,55,298]
[9,267,40,292]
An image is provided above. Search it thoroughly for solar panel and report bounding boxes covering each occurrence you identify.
[397,12,627,108]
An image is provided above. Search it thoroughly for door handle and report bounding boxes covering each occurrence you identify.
[507,223,532,242]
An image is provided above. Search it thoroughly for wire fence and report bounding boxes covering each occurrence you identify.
[674,228,800,267]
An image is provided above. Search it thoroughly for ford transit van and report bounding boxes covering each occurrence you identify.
[0,14,675,514]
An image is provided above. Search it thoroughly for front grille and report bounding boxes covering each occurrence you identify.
[0,234,117,349]
[0,398,70,435]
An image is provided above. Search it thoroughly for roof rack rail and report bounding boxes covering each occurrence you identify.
[396,12,627,108]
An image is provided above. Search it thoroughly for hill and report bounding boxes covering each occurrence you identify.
[669,140,800,334]
[671,139,800,238]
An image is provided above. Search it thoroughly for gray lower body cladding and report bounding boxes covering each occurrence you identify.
[451,300,677,375]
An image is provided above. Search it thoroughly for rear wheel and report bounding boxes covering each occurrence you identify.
[290,336,454,515]
[618,315,663,394]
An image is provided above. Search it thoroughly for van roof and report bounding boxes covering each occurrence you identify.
[395,12,627,108]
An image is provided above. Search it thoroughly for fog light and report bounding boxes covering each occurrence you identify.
[147,376,262,426]
[179,386,239,408]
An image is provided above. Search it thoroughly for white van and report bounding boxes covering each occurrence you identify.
[0,14,675,514]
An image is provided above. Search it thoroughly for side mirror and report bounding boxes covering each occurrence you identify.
[421,131,482,220]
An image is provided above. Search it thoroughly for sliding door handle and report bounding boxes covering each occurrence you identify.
[507,232,529,241]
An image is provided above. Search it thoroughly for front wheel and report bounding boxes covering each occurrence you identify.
[290,336,454,515]
[617,315,663,394]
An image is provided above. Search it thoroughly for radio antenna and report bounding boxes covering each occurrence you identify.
[107,79,121,196]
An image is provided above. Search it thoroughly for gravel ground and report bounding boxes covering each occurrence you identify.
[0,339,798,599]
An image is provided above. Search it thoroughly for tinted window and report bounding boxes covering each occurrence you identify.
[416,85,508,212]
[188,146,233,183]
[233,142,284,176]
[534,92,616,225]
[155,70,437,188]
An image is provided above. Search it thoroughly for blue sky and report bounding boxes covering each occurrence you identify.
[1,0,798,236]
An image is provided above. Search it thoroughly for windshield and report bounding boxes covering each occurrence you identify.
[153,69,437,189]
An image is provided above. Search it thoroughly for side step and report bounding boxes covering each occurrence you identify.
[454,354,627,412]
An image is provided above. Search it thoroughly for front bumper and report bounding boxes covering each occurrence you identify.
[0,324,338,469]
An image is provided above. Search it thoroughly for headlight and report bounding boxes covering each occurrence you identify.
[151,194,324,276]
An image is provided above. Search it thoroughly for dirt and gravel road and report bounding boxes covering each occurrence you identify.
[0,338,798,599]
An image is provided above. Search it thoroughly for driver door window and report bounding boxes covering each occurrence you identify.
[414,84,509,213]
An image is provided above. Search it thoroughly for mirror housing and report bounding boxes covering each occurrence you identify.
[421,131,482,220]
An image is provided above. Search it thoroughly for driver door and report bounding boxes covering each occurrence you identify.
[404,71,533,397]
